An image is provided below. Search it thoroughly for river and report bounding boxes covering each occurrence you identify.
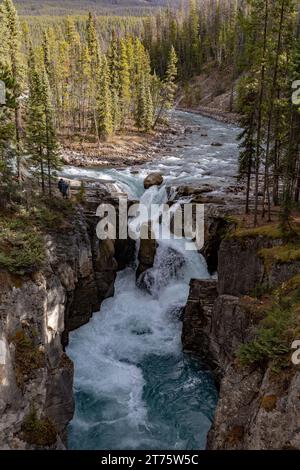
[64,111,240,450]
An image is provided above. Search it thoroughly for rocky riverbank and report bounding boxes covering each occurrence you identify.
[177,106,239,125]
[182,216,300,450]
[61,124,184,168]
[0,189,135,450]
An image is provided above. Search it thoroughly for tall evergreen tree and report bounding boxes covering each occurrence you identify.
[97,56,113,141]
[26,47,47,192]
[108,32,121,131]
[154,45,178,128]
[119,38,131,128]
[0,66,16,206]
[237,75,258,214]
[41,69,60,195]
[2,0,23,180]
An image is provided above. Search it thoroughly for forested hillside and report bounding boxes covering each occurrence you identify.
[1,0,300,234]
[15,0,179,16]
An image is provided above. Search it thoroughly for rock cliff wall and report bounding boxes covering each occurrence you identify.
[0,202,127,450]
[182,231,300,450]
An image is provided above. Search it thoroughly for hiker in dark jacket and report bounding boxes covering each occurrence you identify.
[62,181,69,199]
[58,178,64,194]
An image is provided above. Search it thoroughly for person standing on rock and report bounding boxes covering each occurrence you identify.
[58,179,69,199]
[62,180,70,199]
[58,178,64,195]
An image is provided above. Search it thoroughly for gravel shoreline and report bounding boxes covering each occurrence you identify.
[61,123,185,169]
[177,106,240,125]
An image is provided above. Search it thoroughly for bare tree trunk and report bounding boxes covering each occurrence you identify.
[273,138,280,206]
[254,0,269,227]
[245,157,252,215]
[40,150,45,194]
[262,0,285,222]
[294,155,300,203]
[15,105,22,181]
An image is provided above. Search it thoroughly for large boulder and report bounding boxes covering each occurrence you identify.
[136,223,157,280]
[211,142,223,147]
[144,173,163,190]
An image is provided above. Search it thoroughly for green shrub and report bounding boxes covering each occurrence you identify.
[75,182,86,203]
[33,206,64,229]
[250,282,272,299]
[237,298,296,370]
[42,195,74,216]
[21,407,57,447]
[12,329,45,387]
[259,244,300,269]
[0,226,45,275]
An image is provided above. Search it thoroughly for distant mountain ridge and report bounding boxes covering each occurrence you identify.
[15,0,182,16]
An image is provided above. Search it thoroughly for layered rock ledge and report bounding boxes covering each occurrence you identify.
[182,225,300,450]
[0,195,134,450]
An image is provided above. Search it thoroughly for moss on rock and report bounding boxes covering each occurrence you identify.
[21,407,57,447]
[12,329,45,388]
[261,394,277,412]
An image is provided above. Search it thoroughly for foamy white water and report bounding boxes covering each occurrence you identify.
[67,111,238,450]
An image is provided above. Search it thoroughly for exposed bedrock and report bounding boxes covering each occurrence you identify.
[182,228,300,450]
[136,223,158,283]
[217,236,300,296]
[0,200,135,450]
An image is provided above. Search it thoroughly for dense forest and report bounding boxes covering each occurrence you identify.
[14,0,179,16]
[1,0,300,236]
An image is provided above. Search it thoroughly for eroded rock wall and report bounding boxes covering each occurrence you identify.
[0,206,120,449]
[182,232,300,450]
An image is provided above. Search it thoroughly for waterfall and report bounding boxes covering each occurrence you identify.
[65,111,239,450]
[67,179,217,450]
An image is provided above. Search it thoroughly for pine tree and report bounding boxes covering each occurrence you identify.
[97,56,113,141]
[253,0,269,227]
[237,75,258,214]
[41,68,60,195]
[0,3,9,66]
[86,12,102,139]
[261,0,292,221]
[0,66,16,206]
[134,73,153,132]
[135,74,147,130]
[26,47,47,192]
[2,0,23,180]
[108,32,121,131]
[144,80,154,132]
[153,45,178,129]
[188,0,200,76]
[119,38,131,129]
[291,34,300,204]
[87,11,101,67]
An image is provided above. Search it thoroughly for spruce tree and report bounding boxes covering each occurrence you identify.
[41,68,60,195]
[108,32,121,131]
[26,47,47,192]
[2,0,23,180]
[86,12,102,140]
[119,38,131,129]
[97,56,113,141]
[144,81,154,132]
[236,75,258,214]
[0,66,16,206]
[153,45,178,128]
